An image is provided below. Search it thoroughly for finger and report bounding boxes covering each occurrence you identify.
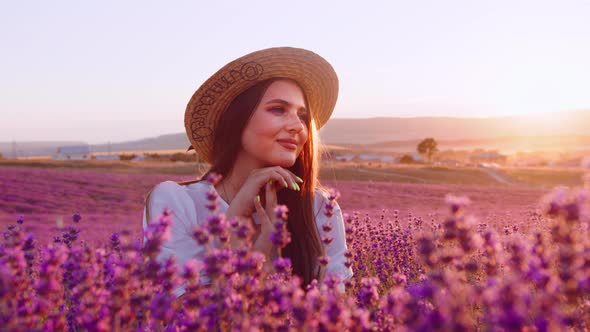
[265,181,277,219]
[264,171,292,192]
[271,168,301,191]
[285,168,304,183]
[253,195,271,225]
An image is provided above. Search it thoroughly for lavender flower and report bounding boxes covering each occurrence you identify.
[274,205,289,221]
[205,214,229,236]
[192,226,211,246]
[321,236,334,245]
[322,221,334,233]
[205,172,223,185]
[444,194,471,214]
[270,221,291,248]
[273,257,292,274]
[318,255,330,266]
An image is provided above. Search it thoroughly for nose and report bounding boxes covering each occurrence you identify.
[286,112,305,133]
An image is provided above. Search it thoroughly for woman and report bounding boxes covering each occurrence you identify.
[142,47,352,297]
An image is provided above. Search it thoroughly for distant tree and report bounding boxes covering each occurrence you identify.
[399,154,414,164]
[120,153,137,161]
[170,152,198,162]
[417,138,439,162]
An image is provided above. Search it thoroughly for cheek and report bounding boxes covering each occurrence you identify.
[301,127,309,143]
[242,122,276,152]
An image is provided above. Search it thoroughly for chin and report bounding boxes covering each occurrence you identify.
[265,154,297,168]
[271,158,296,168]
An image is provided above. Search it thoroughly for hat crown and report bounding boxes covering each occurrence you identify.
[185,47,338,163]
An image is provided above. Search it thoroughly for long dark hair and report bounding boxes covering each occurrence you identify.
[145,78,326,286]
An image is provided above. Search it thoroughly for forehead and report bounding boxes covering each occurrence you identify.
[261,80,306,104]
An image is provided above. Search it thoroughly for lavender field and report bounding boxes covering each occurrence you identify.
[1,164,590,330]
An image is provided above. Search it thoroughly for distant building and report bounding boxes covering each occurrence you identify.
[95,155,119,161]
[335,154,355,162]
[334,154,395,163]
[53,145,91,160]
[470,152,507,165]
[435,159,462,167]
[358,154,394,163]
[131,155,146,162]
[558,158,584,167]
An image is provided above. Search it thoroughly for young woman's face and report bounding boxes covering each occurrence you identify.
[240,79,309,168]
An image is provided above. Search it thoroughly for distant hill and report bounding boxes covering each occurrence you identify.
[345,135,590,154]
[90,133,190,154]
[2,110,588,157]
[0,141,87,158]
[319,109,590,144]
[0,134,189,158]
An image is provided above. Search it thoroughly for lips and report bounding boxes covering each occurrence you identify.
[277,139,297,150]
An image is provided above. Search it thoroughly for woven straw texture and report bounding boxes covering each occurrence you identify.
[184,47,339,164]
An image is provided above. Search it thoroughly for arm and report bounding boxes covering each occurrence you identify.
[143,181,206,297]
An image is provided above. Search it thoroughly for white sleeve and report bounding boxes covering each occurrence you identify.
[142,180,204,297]
[319,197,353,292]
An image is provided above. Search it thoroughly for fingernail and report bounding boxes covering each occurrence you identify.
[282,180,289,188]
[295,176,303,183]
[256,195,260,202]
[294,183,301,191]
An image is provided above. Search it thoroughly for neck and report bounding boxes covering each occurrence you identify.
[219,150,266,201]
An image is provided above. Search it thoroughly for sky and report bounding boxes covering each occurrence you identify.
[1,0,589,143]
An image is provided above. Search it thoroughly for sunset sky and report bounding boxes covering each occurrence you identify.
[1,0,589,143]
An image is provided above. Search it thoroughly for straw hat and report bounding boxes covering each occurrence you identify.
[184,46,339,164]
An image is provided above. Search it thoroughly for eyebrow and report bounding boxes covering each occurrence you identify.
[265,99,308,113]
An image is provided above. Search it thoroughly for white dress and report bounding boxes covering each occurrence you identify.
[142,180,353,296]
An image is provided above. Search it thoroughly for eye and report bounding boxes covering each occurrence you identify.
[269,106,285,114]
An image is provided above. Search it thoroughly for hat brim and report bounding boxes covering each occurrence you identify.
[184,47,339,164]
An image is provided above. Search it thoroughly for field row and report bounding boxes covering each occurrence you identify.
[1,166,551,245]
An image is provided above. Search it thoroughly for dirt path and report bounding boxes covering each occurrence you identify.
[481,168,516,187]
[348,166,428,183]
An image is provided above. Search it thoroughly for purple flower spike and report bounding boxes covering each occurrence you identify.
[16,215,24,224]
[228,216,240,228]
[206,189,218,201]
[205,172,223,185]
[72,212,82,223]
[236,222,253,240]
[324,202,336,218]
[273,257,292,274]
[444,194,471,214]
[327,188,341,201]
[192,226,211,246]
[274,205,289,221]
[184,258,200,280]
[205,189,220,213]
[322,189,341,218]
[322,221,334,233]
[206,214,229,235]
[270,221,292,248]
[321,236,334,245]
